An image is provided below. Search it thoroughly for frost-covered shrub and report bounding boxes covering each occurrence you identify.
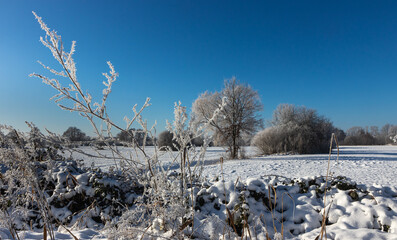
[343,133,376,145]
[157,130,205,150]
[27,12,226,239]
[252,104,335,155]
[0,126,142,235]
[392,134,397,144]
[384,124,397,144]
[116,128,154,146]
[251,127,284,155]
[342,125,397,145]
[62,126,87,142]
[0,124,66,239]
[344,127,373,145]
[105,102,223,239]
[191,135,206,147]
[157,130,178,151]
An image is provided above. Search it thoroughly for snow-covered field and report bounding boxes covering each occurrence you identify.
[203,145,397,186]
[66,145,397,186]
[2,145,397,239]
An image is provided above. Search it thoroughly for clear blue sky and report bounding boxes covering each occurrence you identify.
[1,0,397,136]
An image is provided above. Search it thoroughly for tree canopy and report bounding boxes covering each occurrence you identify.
[192,78,263,159]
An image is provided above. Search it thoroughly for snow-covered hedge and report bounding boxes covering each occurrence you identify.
[176,175,396,239]
[2,12,394,240]
[2,145,397,239]
[0,158,140,230]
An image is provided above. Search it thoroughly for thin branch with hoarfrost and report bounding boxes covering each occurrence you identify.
[28,12,229,239]
[30,12,154,173]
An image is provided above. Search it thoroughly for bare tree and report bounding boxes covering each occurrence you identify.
[370,126,379,137]
[157,130,178,151]
[116,128,153,146]
[344,126,376,145]
[342,124,397,145]
[381,124,393,144]
[192,77,263,159]
[346,126,365,137]
[62,126,87,141]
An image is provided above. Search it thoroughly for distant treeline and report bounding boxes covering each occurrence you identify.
[252,104,397,156]
[6,120,394,154]
[58,127,156,148]
[342,124,397,145]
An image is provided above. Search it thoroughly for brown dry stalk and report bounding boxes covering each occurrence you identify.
[243,213,252,239]
[268,185,278,234]
[319,133,339,240]
[259,214,271,240]
[59,225,79,240]
[226,208,238,235]
[43,224,47,240]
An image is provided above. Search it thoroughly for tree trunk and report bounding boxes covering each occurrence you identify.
[231,126,239,159]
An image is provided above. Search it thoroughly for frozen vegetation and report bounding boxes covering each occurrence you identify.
[65,145,397,186]
[1,12,397,240]
[1,144,397,239]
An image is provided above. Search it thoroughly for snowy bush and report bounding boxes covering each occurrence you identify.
[62,126,87,142]
[25,12,226,239]
[157,130,178,151]
[342,124,397,145]
[4,11,396,240]
[343,126,377,145]
[252,104,335,155]
[0,124,66,239]
[116,128,154,146]
[193,135,210,147]
[251,127,284,155]
[157,130,206,150]
[391,134,397,144]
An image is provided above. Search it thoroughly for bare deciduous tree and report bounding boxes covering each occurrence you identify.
[116,128,153,146]
[157,130,178,151]
[346,126,365,137]
[343,126,376,145]
[192,77,263,159]
[62,126,87,141]
[343,124,397,145]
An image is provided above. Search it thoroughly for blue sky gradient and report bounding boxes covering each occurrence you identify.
[1,0,397,135]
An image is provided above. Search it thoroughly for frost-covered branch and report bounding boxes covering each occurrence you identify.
[30,12,155,171]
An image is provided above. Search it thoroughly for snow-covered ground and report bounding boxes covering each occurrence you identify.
[3,145,397,239]
[65,145,397,186]
[203,145,397,186]
[63,145,228,171]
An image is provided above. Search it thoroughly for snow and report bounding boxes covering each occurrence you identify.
[0,227,107,240]
[2,145,397,239]
[62,146,227,171]
[202,145,397,186]
[63,145,397,186]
